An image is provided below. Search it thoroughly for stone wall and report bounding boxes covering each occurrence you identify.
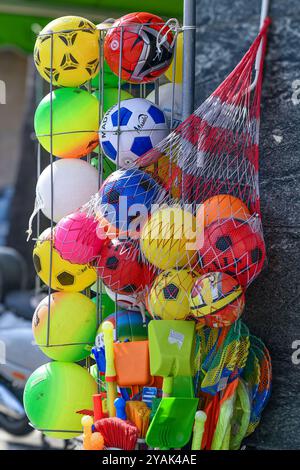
[195,0,300,449]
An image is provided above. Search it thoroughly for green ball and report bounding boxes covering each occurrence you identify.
[34,88,99,158]
[91,61,125,88]
[32,292,98,362]
[24,362,97,439]
[91,292,116,320]
[91,154,116,179]
[93,87,133,114]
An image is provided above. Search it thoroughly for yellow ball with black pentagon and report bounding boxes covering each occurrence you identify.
[33,229,96,292]
[34,16,99,87]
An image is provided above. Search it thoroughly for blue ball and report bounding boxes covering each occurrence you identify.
[97,168,164,235]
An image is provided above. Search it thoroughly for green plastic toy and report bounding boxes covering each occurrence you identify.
[146,397,199,449]
[148,320,195,397]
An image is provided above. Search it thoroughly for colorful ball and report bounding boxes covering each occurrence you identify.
[96,310,149,345]
[103,286,141,311]
[165,32,183,84]
[34,16,99,87]
[35,159,99,223]
[91,290,116,319]
[104,12,174,84]
[34,88,99,158]
[99,98,169,168]
[96,238,152,294]
[146,83,182,128]
[91,21,125,88]
[189,272,245,328]
[198,218,266,288]
[96,168,164,238]
[91,61,125,88]
[140,206,198,270]
[55,211,104,264]
[32,292,97,361]
[23,362,97,439]
[149,269,196,320]
[197,195,251,228]
[33,229,97,292]
[93,87,133,114]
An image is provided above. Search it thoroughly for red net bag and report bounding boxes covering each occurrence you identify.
[87,19,271,325]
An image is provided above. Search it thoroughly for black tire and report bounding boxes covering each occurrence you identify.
[0,412,33,436]
[0,385,33,436]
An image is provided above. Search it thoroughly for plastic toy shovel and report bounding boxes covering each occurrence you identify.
[148,320,195,396]
[146,397,199,449]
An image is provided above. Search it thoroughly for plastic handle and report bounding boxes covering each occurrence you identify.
[102,321,116,378]
[114,397,127,420]
[102,321,117,417]
[191,411,207,450]
[162,377,174,397]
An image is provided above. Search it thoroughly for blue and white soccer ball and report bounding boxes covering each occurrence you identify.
[99,98,169,168]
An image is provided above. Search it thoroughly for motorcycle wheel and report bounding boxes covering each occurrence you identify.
[0,387,33,436]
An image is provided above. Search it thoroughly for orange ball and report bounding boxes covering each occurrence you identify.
[197,195,251,229]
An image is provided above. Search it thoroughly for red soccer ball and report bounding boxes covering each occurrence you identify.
[96,238,154,294]
[197,218,266,288]
[104,12,174,83]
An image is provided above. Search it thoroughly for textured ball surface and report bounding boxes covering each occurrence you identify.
[55,212,104,264]
[149,269,196,320]
[140,206,198,270]
[34,16,99,87]
[96,168,164,238]
[198,218,266,288]
[34,88,99,158]
[104,12,174,83]
[33,229,97,292]
[197,195,251,228]
[190,272,245,327]
[96,310,149,346]
[99,98,169,168]
[35,159,99,223]
[32,292,97,361]
[24,362,97,439]
[96,238,152,294]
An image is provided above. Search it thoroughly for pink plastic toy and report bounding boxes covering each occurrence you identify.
[55,211,105,264]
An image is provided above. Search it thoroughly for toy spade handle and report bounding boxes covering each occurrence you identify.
[191,411,207,450]
[102,321,117,417]
[162,377,174,397]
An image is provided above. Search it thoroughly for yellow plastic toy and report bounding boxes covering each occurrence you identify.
[82,415,104,451]
[102,321,118,417]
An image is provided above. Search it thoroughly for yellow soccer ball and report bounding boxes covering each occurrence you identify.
[33,229,96,292]
[149,269,196,320]
[34,16,99,87]
[140,206,198,270]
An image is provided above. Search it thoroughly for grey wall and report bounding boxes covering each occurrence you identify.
[195,0,300,449]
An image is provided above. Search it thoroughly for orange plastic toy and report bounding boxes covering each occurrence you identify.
[114,341,150,387]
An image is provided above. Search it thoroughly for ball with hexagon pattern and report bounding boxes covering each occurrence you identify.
[99,98,169,168]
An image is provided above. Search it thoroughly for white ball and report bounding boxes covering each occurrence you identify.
[104,286,141,311]
[36,159,99,223]
[147,83,182,129]
[99,98,169,168]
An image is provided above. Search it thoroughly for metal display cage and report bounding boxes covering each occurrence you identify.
[31,0,197,440]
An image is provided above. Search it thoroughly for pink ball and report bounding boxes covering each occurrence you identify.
[55,212,104,264]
